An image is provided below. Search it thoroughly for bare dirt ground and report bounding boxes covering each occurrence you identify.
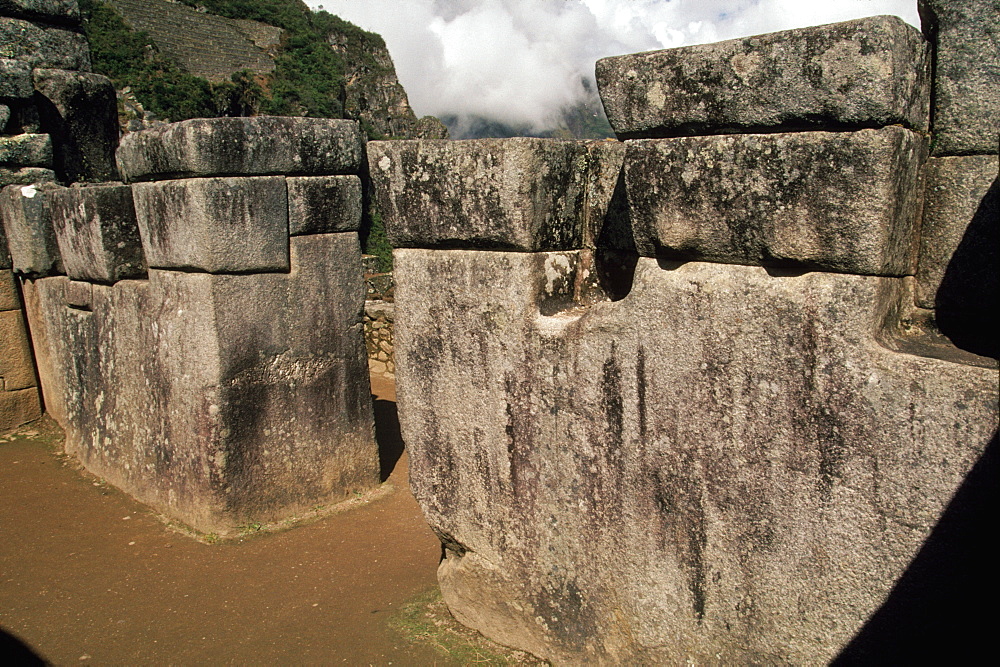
[0,376,462,665]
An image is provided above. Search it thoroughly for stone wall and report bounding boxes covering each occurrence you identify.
[2,116,379,535]
[364,299,394,379]
[370,7,998,664]
[1,0,118,434]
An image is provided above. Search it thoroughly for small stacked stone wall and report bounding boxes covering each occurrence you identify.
[2,116,379,535]
[370,5,997,664]
[364,300,394,379]
[1,0,118,434]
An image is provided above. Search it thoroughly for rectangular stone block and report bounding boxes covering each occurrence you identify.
[624,126,926,275]
[131,176,289,273]
[0,18,90,70]
[917,155,998,307]
[597,15,930,139]
[0,133,52,167]
[0,181,63,275]
[0,268,17,308]
[286,175,361,235]
[116,117,365,182]
[0,307,36,390]
[0,386,40,435]
[393,248,998,664]
[919,0,1000,155]
[0,166,55,189]
[49,184,146,283]
[22,234,377,534]
[368,138,624,251]
[32,69,120,182]
[0,58,32,98]
[0,0,81,25]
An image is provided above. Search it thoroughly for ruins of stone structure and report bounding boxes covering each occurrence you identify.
[370,6,998,664]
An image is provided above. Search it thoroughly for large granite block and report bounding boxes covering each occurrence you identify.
[32,68,119,182]
[0,133,52,167]
[131,176,289,273]
[0,307,35,390]
[368,138,624,251]
[0,0,81,25]
[0,166,55,189]
[116,117,365,182]
[393,248,998,664]
[0,181,63,275]
[597,16,930,139]
[624,127,926,275]
[22,233,377,533]
[0,58,32,98]
[0,18,90,70]
[919,0,1000,155]
[49,183,146,283]
[286,175,361,235]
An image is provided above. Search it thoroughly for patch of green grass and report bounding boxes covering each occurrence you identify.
[390,587,548,666]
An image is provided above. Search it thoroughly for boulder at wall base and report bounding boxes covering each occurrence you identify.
[368,138,625,252]
[21,233,378,534]
[392,248,998,664]
[115,117,365,182]
[596,15,930,139]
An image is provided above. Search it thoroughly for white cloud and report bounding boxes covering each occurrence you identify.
[308,0,920,134]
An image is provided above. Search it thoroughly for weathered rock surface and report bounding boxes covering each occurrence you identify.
[23,233,377,533]
[0,0,80,25]
[0,17,89,70]
[0,386,39,433]
[596,16,930,138]
[49,183,146,283]
[0,166,56,188]
[368,138,625,251]
[919,0,1000,155]
[0,306,35,390]
[116,117,365,182]
[32,68,119,182]
[0,133,52,167]
[0,265,40,434]
[287,175,361,236]
[131,176,289,274]
[624,127,926,275]
[392,248,998,664]
[0,57,32,98]
[0,181,63,275]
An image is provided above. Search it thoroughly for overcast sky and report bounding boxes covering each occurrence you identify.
[305,1,920,133]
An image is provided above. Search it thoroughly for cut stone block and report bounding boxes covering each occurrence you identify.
[0,307,35,390]
[624,127,926,275]
[0,166,56,189]
[32,68,119,182]
[22,233,377,534]
[286,175,361,235]
[0,0,81,25]
[368,138,625,251]
[0,133,52,167]
[0,104,9,130]
[0,386,40,434]
[0,18,90,70]
[116,116,365,182]
[919,0,1000,155]
[596,15,930,139]
[49,184,145,283]
[63,277,89,309]
[0,269,17,308]
[917,155,998,359]
[393,248,998,664]
[0,58,32,98]
[0,181,63,275]
[131,176,289,273]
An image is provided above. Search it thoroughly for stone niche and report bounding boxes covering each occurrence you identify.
[369,11,998,665]
[3,116,378,535]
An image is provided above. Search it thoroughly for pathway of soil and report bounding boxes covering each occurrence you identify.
[0,376,452,665]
